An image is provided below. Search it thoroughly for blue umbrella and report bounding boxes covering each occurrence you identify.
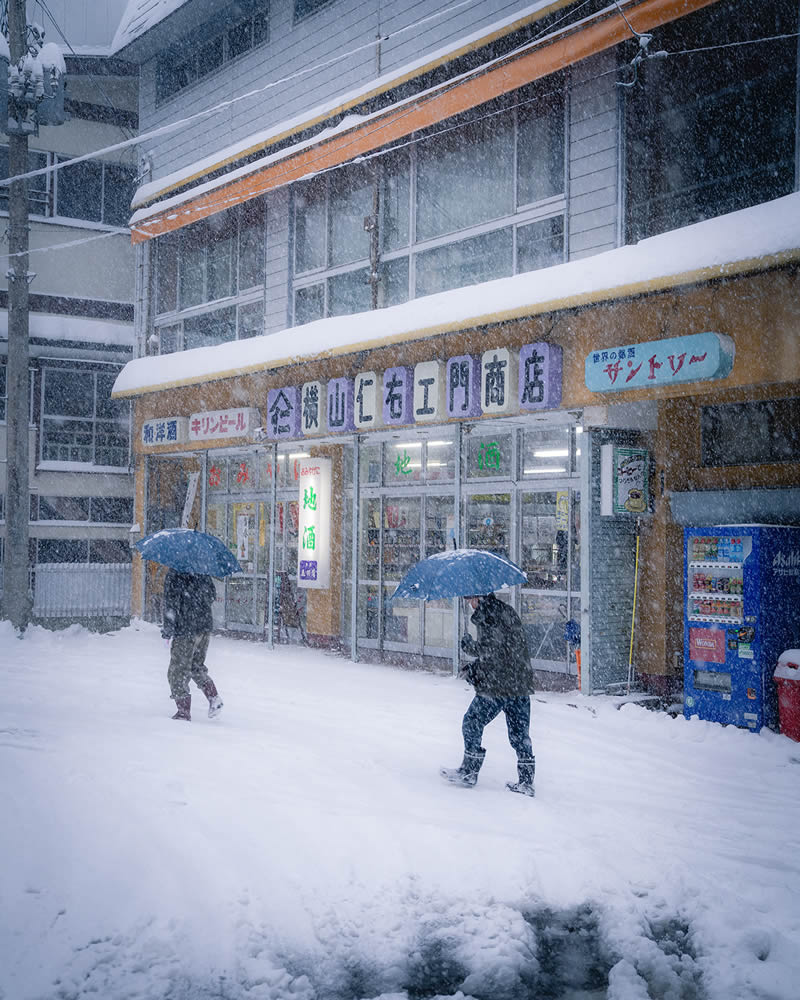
[134,528,242,577]
[390,548,527,601]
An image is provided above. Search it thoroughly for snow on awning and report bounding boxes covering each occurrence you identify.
[112,193,800,400]
[129,0,719,243]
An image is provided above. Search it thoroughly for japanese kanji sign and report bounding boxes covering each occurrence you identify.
[481,348,515,414]
[188,408,259,442]
[327,377,355,432]
[382,366,414,426]
[445,354,481,418]
[519,343,562,411]
[141,416,188,447]
[297,456,331,590]
[413,360,444,423]
[585,332,735,393]
[301,381,325,434]
[354,371,379,429]
[266,388,301,440]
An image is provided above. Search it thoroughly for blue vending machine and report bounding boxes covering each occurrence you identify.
[683,525,800,731]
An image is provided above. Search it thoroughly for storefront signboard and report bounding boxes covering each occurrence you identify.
[141,416,188,447]
[382,366,414,426]
[327,377,355,432]
[413,361,445,423]
[481,348,515,414]
[301,381,325,434]
[297,456,331,590]
[519,343,563,410]
[354,371,380,429]
[188,407,259,442]
[585,332,735,393]
[266,388,301,439]
[446,355,481,418]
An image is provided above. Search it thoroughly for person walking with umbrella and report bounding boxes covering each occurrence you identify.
[135,528,241,722]
[441,591,537,796]
[162,568,223,721]
[390,547,534,795]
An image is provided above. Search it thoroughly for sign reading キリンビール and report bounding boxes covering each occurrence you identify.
[585,332,735,393]
[297,457,331,590]
[188,408,260,442]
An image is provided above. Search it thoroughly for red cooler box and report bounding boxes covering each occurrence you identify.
[774,650,800,742]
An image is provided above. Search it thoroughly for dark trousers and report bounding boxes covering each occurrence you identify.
[167,632,213,700]
[462,694,533,759]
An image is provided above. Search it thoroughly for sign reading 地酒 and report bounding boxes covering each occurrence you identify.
[297,457,332,590]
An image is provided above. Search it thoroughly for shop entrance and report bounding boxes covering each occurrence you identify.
[357,491,456,658]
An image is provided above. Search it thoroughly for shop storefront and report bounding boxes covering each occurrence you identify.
[119,247,800,695]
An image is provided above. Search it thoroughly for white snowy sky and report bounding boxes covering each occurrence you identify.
[113,192,800,399]
[3,621,799,999]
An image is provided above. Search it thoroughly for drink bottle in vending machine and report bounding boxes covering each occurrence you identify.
[683,524,800,731]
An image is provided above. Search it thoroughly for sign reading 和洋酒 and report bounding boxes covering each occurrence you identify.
[141,416,188,447]
[585,333,734,393]
[297,456,331,590]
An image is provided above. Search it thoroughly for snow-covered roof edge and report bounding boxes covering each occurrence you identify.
[111,0,190,56]
[129,0,569,211]
[112,193,800,400]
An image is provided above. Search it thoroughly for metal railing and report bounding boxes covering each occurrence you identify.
[30,563,131,619]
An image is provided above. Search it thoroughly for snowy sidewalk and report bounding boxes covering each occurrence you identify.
[1,621,799,1000]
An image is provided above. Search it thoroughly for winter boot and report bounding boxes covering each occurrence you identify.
[171,695,191,721]
[440,748,486,787]
[506,756,535,797]
[200,679,224,718]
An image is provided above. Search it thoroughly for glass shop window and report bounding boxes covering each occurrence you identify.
[465,430,514,479]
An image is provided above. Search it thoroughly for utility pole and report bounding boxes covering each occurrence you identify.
[2,0,32,631]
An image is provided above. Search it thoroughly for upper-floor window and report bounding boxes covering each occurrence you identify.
[152,198,266,353]
[292,79,566,323]
[295,0,332,21]
[0,364,5,421]
[0,148,136,227]
[156,2,269,103]
[40,367,130,469]
[625,0,798,242]
[32,495,134,524]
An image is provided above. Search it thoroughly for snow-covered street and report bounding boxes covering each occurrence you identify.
[2,621,799,1000]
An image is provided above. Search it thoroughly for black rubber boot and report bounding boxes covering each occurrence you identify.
[506,756,535,797]
[440,748,486,787]
[171,695,191,721]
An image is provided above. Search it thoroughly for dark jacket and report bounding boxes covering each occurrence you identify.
[461,593,535,697]
[162,570,216,638]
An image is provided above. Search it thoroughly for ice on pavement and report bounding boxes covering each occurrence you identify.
[2,620,799,1000]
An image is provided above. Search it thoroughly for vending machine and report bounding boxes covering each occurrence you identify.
[683,525,800,731]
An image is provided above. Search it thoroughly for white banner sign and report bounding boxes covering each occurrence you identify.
[297,456,332,590]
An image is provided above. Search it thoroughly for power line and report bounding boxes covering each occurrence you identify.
[0,0,598,189]
[0,19,796,257]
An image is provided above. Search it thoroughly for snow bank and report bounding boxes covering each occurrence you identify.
[2,621,799,999]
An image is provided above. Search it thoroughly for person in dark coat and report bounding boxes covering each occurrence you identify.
[441,592,536,796]
[162,569,223,722]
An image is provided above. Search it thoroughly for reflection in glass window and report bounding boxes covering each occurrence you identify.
[294,283,325,325]
[520,491,568,590]
[37,496,90,521]
[329,267,371,317]
[517,216,564,273]
[520,592,569,663]
[381,150,410,251]
[294,177,326,272]
[521,426,571,477]
[416,228,513,298]
[238,300,264,339]
[57,160,103,222]
[465,493,511,559]
[416,114,514,242]
[379,257,409,308]
[329,164,372,267]
[425,439,455,482]
[183,306,237,350]
[0,364,6,421]
[517,89,565,206]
